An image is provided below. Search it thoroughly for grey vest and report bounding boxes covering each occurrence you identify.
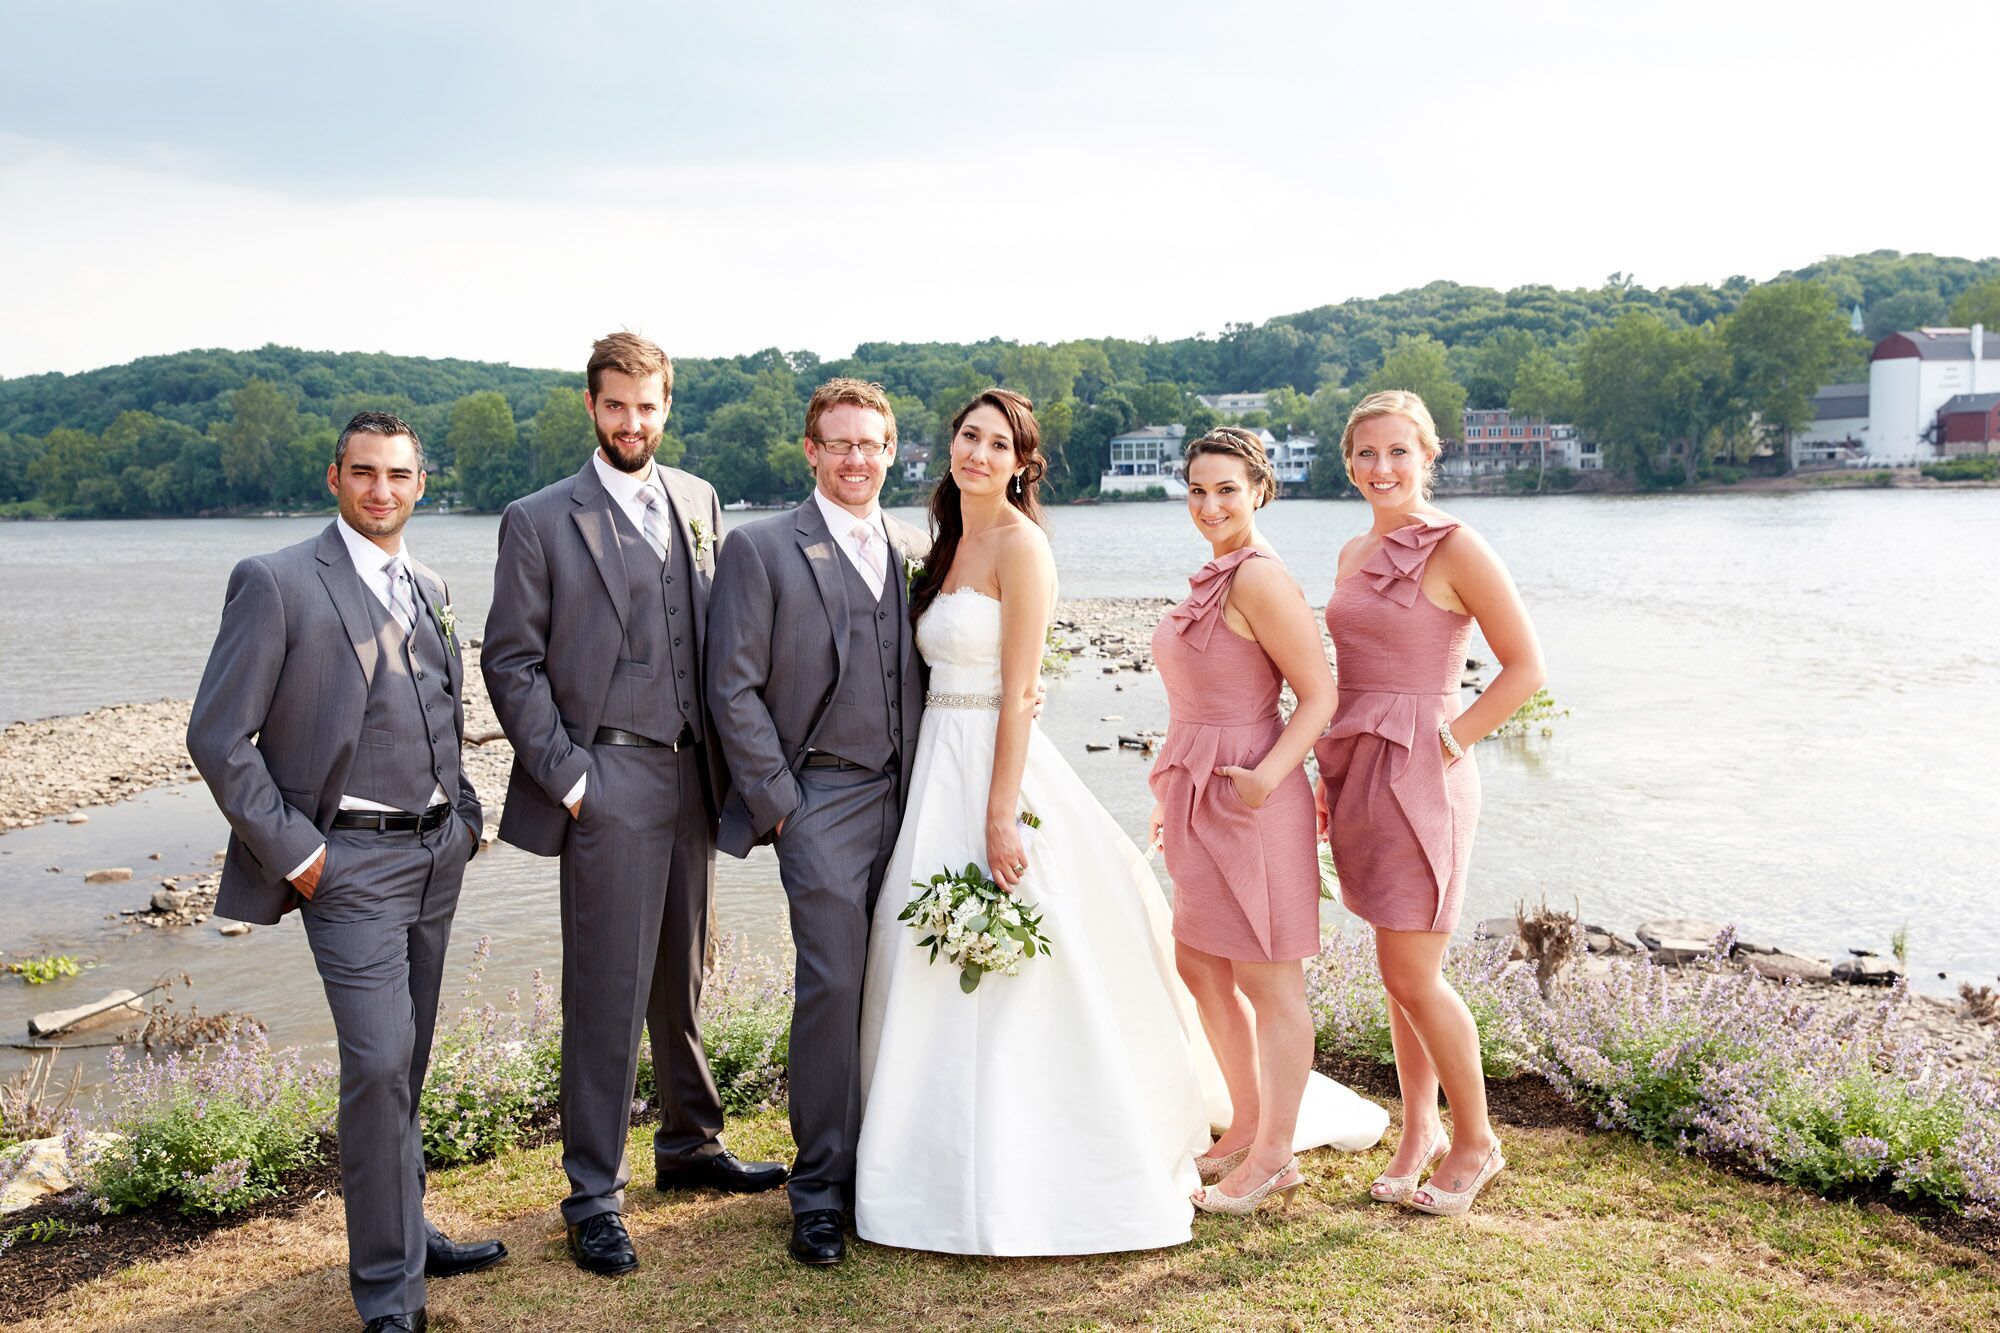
[600,506,702,745]
[812,555,903,771]
[344,585,461,813]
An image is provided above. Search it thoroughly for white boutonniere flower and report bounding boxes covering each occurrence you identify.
[436,603,459,656]
[688,517,712,562]
[904,552,925,599]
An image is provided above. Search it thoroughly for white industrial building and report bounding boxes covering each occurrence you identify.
[1865,325,1998,461]
[1790,383,1871,466]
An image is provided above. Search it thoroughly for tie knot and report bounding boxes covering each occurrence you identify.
[383,555,404,578]
[852,522,874,547]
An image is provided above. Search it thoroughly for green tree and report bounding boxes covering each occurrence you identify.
[1037,397,1079,499]
[0,432,43,503]
[275,429,337,507]
[1724,281,1849,469]
[530,387,597,488]
[1363,335,1467,441]
[1865,289,1948,339]
[1306,384,1355,448]
[1507,348,1579,424]
[448,391,528,510]
[27,428,110,511]
[215,378,304,506]
[1458,329,1539,409]
[1949,276,2000,330]
[997,344,1080,409]
[1577,313,1739,485]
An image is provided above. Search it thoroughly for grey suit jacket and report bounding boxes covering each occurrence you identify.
[704,497,930,858]
[187,523,482,926]
[482,456,730,857]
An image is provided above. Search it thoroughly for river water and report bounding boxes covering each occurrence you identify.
[2,491,1995,1075]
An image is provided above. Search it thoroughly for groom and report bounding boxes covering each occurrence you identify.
[705,378,928,1265]
[188,413,502,1333]
[483,333,785,1279]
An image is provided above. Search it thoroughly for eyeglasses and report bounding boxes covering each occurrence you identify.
[812,437,890,458]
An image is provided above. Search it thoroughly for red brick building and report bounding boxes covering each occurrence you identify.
[1937,392,2000,454]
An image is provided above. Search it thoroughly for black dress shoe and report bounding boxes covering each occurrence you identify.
[567,1211,638,1276]
[657,1148,789,1194]
[361,1312,425,1332]
[425,1227,507,1278]
[790,1208,846,1266]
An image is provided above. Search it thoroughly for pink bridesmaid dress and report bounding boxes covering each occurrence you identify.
[1314,518,1480,934]
[1149,548,1323,962]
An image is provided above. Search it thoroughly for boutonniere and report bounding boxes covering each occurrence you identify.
[903,552,925,599]
[689,517,712,562]
[435,603,459,656]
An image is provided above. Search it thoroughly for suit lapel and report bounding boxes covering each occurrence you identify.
[406,557,462,700]
[314,523,379,687]
[569,458,631,629]
[795,498,850,684]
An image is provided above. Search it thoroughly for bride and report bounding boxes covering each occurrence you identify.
[854,390,1384,1256]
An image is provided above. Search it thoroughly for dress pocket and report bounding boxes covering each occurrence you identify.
[359,727,395,748]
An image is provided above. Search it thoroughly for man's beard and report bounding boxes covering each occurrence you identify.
[341,496,407,538]
[596,422,661,473]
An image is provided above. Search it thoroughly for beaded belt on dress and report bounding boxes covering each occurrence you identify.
[925,690,1002,710]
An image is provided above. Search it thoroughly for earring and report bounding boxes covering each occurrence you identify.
[1012,475,1022,495]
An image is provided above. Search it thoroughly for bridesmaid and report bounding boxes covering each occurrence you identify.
[1148,427,1337,1215]
[1315,390,1544,1216]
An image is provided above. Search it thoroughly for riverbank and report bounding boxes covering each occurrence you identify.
[6,1065,1996,1330]
[0,600,1179,834]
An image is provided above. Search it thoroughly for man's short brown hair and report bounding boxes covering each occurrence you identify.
[804,378,897,445]
[586,331,674,399]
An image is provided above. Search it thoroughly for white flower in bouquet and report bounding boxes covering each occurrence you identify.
[896,812,1054,994]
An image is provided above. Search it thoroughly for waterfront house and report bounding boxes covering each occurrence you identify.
[1101,423,1187,497]
[1196,391,1270,419]
[898,443,931,484]
[1936,392,2000,456]
[1866,324,1999,461]
[1791,383,1870,467]
[1450,408,1588,476]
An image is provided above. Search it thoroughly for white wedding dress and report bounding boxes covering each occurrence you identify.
[854,589,1387,1256]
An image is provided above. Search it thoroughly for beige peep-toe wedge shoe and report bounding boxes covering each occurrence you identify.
[1193,1145,1250,1186]
[1406,1142,1505,1217]
[1367,1129,1447,1205]
[1191,1156,1304,1216]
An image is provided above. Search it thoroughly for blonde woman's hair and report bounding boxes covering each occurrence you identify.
[1184,425,1278,507]
[1340,390,1442,498]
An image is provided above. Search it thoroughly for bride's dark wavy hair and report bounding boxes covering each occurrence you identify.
[909,387,1044,626]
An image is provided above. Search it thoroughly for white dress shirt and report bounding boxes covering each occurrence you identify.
[592,450,672,567]
[289,518,449,881]
[813,487,889,597]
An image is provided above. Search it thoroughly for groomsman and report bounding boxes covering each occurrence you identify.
[705,378,930,1265]
[483,332,784,1277]
[189,413,503,1333]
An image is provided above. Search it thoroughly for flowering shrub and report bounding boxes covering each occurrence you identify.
[80,1022,334,1217]
[1303,928,1538,1078]
[1535,950,1999,1215]
[418,938,561,1168]
[691,935,793,1114]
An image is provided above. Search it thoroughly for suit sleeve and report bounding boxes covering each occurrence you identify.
[482,501,592,805]
[186,557,326,881]
[704,530,799,835]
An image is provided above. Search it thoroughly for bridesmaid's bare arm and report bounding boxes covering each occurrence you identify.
[1217,557,1336,809]
[987,524,1056,891]
[1436,528,1545,757]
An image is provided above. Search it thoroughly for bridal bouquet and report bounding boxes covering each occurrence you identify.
[899,815,1054,994]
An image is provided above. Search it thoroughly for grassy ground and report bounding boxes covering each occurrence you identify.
[16,1103,2000,1333]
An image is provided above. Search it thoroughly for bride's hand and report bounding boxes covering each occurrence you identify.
[1147,802,1165,854]
[1314,780,1330,840]
[987,815,1027,894]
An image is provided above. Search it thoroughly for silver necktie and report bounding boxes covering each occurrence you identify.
[640,487,672,562]
[384,556,417,636]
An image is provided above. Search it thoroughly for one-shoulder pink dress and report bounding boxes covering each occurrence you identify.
[1148,548,1323,962]
[1313,519,1480,934]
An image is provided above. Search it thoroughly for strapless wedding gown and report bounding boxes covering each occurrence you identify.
[854,589,1386,1256]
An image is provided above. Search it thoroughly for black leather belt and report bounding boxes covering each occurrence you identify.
[594,725,696,751]
[331,804,453,833]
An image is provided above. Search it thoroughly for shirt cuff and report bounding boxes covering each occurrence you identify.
[287,844,325,883]
[561,773,586,808]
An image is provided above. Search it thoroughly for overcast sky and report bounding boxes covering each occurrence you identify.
[2,0,1994,378]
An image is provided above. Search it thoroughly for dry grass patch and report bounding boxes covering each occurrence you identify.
[19,1111,2000,1332]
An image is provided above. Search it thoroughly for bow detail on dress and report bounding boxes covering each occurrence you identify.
[1361,520,1460,607]
[1162,547,1266,653]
